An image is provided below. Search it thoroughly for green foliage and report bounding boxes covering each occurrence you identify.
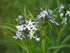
[0,0,70,53]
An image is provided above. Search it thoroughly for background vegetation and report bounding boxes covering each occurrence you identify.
[0,0,70,53]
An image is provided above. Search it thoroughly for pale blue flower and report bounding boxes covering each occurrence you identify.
[19,15,23,20]
[60,13,63,18]
[65,11,70,16]
[58,4,64,13]
[13,31,25,40]
[61,18,67,24]
[16,25,24,31]
[50,18,59,26]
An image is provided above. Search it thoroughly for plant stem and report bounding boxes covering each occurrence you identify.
[27,39,31,53]
[42,31,46,53]
[21,40,29,53]
[42,18,46,53]
[55,26,61,44]
[57,34,60,44]
[56,24,66,44]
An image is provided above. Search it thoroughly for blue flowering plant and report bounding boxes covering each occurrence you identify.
[0,3,70,53]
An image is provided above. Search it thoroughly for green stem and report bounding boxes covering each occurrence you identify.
[42,31,46,53]
[42,18,46,53]
[21,40,29,53]
[55,26,61,44]
[57,34,60,44]
[27,39,31,53]
[56,24,66,44]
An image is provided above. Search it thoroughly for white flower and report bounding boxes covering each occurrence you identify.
[50,18,59,26]
[40,13,45,18]
[25,24,36,31]
[54,22,59,26]
[27,34,40,41]
[27,28,35,39]
[35,35,40,41]
[37,10,48,19]
[19,15,23,20]
[65,11,70,16]
[58,4,64,13]
[27,34,34,39]
[13,19,39,41]
[48,10,52,15]
[37,15,43,19]
[60,13,63,18]
[30,25,37,31]
[25,19,37,39]
[24,24,30,30]
[61,18,67,24]
[25,19,37,31]
[27,29,35,39]
[50,18,55,23]
[16,25,24,31]
[13,36,23,40]
[60,4,64,9]
[36,38,40,41]
[42,11,48,16]
[13,36,18,39]
[30,31,35,39]
[16,31,22,36]
[13,31,24,40]
[16,31,23,40]
[26,19,35,26]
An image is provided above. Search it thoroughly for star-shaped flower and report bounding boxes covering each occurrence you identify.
[30,25,37,31]
[37,10,48,19]
[13,31,24,40]
[26,19,35,26]
[16,25,24,31]
[27,30,35,39]
[50,18,59,26]
[60,13,63,18]
[65,11,70,16]
[61,18,67,24]
[58,4,64,13]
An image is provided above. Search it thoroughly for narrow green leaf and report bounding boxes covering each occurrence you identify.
[62,35,70,44]
[49,29,54,45]
[27,10,34,18]
[23,7,27,16]
[54,35,70,53]
[0,25,16,32]
[46,36,54,46]
[48,45,70,49]
[7,30,29,53]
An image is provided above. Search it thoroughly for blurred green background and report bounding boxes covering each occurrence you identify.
[0,0,70,53]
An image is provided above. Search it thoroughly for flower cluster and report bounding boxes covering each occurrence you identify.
[59,4,70,24]
[15,15,25,24]
[36,4,70,26]
[36,8,59,26]
[37,8,57,19]
[13,4,70,41]
[13,19,40,41]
